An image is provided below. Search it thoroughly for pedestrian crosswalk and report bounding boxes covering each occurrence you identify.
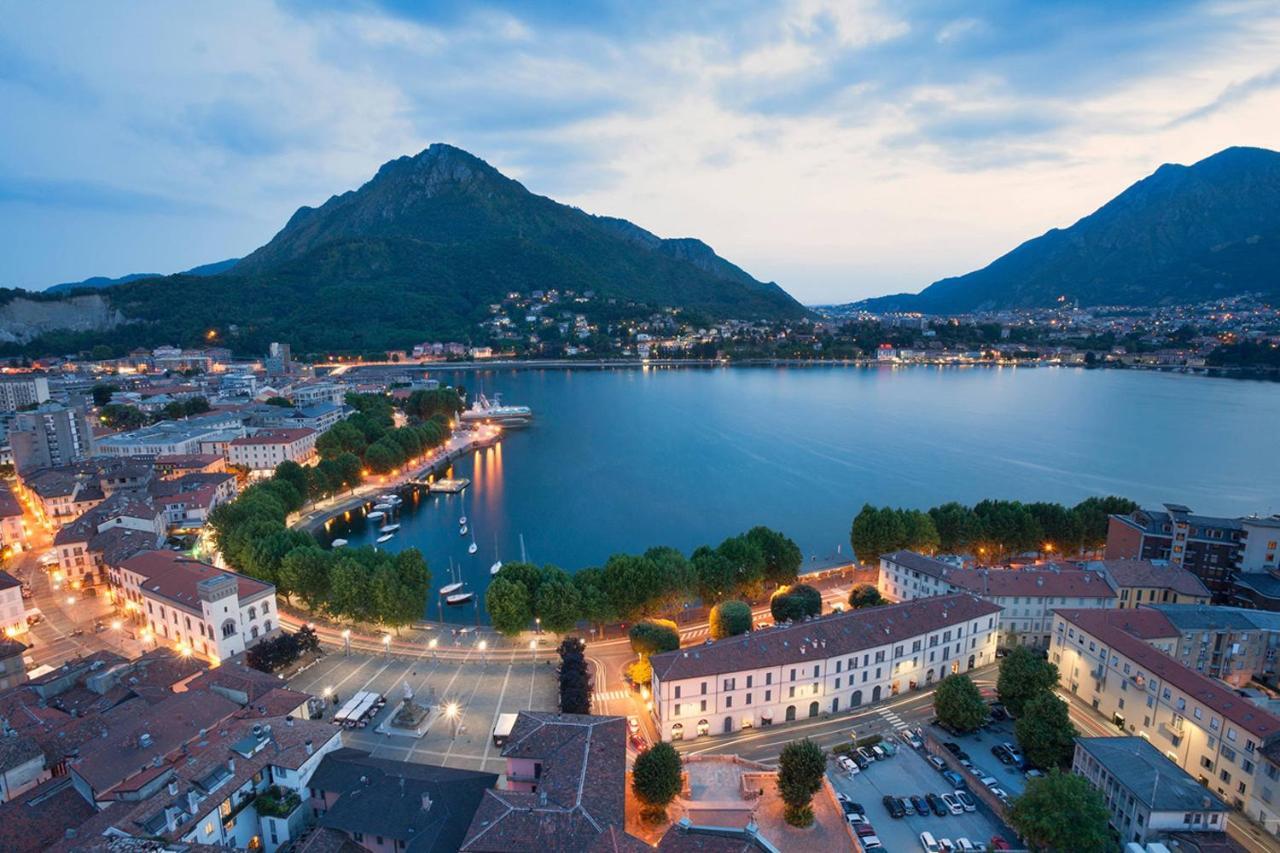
[593,689,630,703]
[877,707,911,732]
[681,627,710,641]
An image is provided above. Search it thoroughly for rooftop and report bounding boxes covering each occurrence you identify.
[1076,559,1212,598]
[229,428,316,446]
[120,550,273,612]
[1055,608,1280,740]
[1075,736,1229,812]
[1147,604,1280,633]
[651,593,1002,682]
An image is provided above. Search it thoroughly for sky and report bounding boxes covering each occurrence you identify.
[2,1,1279,304]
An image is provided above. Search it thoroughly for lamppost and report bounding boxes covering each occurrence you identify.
[529,638,537,663]
[445,701,461,738]
[535,617,541,635]
[383,634,391,657]
[478,639,487,663]
[429,637,438,660]
[342,628,351,657]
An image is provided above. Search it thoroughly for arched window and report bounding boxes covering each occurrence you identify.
[808,701,819,718]
[250,625,259,639]
[851,690,863,707]
[248,606,257,620]
[221,619,237,639]
[264,620,272,632]
[785,705,796,722]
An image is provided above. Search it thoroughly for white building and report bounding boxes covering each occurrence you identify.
[226,428,317,473]
[0,375,49,412]
[96,414,246,457]
[0,571,25,638]
[879,550,1117,648]
[648,594,1002,741]
[111,550,279,663]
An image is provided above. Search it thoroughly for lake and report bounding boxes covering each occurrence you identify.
[320,365,1280,620]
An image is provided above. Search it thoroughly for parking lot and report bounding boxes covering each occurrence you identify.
[930,717,1032,800]
[827,734,1017,852]
[289,643,560,773]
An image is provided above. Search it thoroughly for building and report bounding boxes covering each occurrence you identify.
[52,493,166,588]
[154,453,227,478]
[0,572,25,639]
[0,483,28,555]
[0,636,26,691]
[112,550,280,663]
[1073,736,1229,845]
[1051,606,1280,826]
[1076,559,1212,609]
[95,413,246,457]
[0,374,50,412]
[461,711,626,852]
[227,428,318,473]
[9,402,94,473]
[649,593,1002,741]
[252,402,349,433]
[1107,504,1280,602]
[878,550,1116,648]
[291,382,346,407]
[1149,604,1280,687]
[307,748,497,852]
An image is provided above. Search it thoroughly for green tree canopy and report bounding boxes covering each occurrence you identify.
[1015,692,1078,770]
[535,567,582,634]
[272,460,310,505]
[850,504,907,561]
[716,535,766,597]
[848,583,884,609]
[776,738,826,827]
[746,526,803,587]
[1008,770,1112,852]
[279,546,332,609]
[91,384,117,407]
[632,742,683,820]
[628,620,680,657]
[691,545,736,604]
[770,583,822,623]
[486,577,532,637]
[1073,495,1139,550]
[997,646,1060,717]
[709,600,752,640]
[933,674,987,733]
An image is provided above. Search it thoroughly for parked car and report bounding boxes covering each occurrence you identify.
[837,755,856,772]
[989,703,1009,721]
[899,796,916,816]
[990,786,1010,803]
[940,793,964,815]
[901,730,924,749]
[920,831,942,853]
[861,836,884,850]
[855,823,877,838]
[1024,768,1045,780]
[870,745,887,761]
[926,793,949,816]
[628,716,640,734]
[954,790,977,812]
[989,837,1012,850]
[853,753,871,770]
[840,799,866,817]
[955,839,977,852]
[938,840,957,853]
[927,754,947,771]
[857,747,876,765]
[942,770,965,788]
[883,795,905,819]
[1001,742,1023,764]
[942,741,962,755]
[979,775,999,789]
[910,795,930,815]
[991,745,1014,764]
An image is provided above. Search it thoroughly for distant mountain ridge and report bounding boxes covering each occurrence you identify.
[44,258,239,294]
[858,146,1280,313]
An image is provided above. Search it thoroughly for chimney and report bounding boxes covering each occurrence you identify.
[167,779,179,797]
[139,732,153,749]
[304,740,313,756]
[164,805,179,834]
[188,789,200,814]
[421,792,433,812]
[285,715,294,727]
[228,757,235,773]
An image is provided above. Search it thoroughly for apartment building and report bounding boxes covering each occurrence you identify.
[96,412,246,457]
[1051,607,1280,824]
[112,550,279,663]
[1075,559,1211,609]
[0,572,25,639]
[0,484,27,555]
[227,428,317,473]
[52,493,166,588]
[9,402,94,473]
[0,374,49,412]
[879,550,1116,648]
[648,594,1001,741]
[1073,736,1228,845]
[1150,605,1280,687]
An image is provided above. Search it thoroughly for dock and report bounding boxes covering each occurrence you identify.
[425,477,470,493]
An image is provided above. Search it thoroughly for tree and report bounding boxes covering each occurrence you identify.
[1015,693,1078,770]
[1008,770,1112,852]
[691,545,736,604]
[770,583,822,623]
[328,557,372,622]
[572,567,616,631]
[746,526,803,587]
[709,600,752,639]
[716,535,766,597]
[850,504,906,561]
[933,674,987,733]
[643,546,695,612]
[902,509,940,553]
[628,620,680,657]
[847,583,884,609]
[535,568,582,634]
[91,384,117,407]
[1073,495,1138,551]
[997,646,1060,717]
[929,502,985,553]
[601,553,664,621]
[273,460,310,506]
[1027,502,1084,556]
[558,637,591,714]
[100,403,148,430]
[263,396,294,407]
[279,546,332,608]
[632,742,683,821]
[776,738,826,827]
[486,577,532,637]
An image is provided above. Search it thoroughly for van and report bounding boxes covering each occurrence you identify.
[919,831,941,853]
[870,745,887,760]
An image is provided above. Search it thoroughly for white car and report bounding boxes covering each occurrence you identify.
[940,793,964,815]
[953,790,977,812]
[920,831,942,853]
[837,755,860,775]
[979,775,999,788]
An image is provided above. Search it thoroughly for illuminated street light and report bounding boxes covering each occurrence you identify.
[529,639,537,663]
[342,628,352,656]
[65,595,76,606]
[478,639,487,663]
[383,634,392,656]
[428,637,438,660]
[444,701,462,738]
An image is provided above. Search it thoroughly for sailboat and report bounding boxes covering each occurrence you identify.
[332,539,348,548]
[490,536,502,575]
[468,527,478,555]
[439,559,464,597]
[459,524,468,536]
[441,559,473,605]
[459,515,467,526]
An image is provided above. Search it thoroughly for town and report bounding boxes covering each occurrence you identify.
[0,346,1278,853]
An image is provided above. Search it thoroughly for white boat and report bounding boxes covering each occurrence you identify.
[490,560,503,576]
[459,525,468,536]
[460,392,533,428]
[367,510,385,521]
[376,534,394,544]
[459,516,467,526]
[379,494,402,505]
[439,582,463,595]
[446,592,474,605]
[332,539,348,548]
[468,542,478,555]
[374,503,394,512]
[379,524,400,534]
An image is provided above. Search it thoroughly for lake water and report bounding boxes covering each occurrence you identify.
[320,365,1280,620]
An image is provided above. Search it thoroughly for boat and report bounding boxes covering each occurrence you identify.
[439,582,463,595]
[490,561,503,576]
[332,539,348,548]
[459,516,467,526]
[459,392,533,428]
[379,524,400,533]
[446,592,475,605]
[428,478,469,493]
[468,542,478,555]
[374,503,394,512]
[367,510,385,521]
[376,534,394,544]
[379,493,402,505]
[459,525,468,536]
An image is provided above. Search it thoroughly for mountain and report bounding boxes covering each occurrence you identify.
[44,144,805,355]
[859,146,1280,313]
[44,258,240,294]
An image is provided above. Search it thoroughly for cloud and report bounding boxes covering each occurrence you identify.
[1,0,1279,301]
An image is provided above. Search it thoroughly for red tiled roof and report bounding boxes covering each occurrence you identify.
[0,483,22,518]
[1076,559,1212,598]
[650,594,1002,683]
[229,428,315,446]
[119,550,272,613]
[945,567,1117,599]
[1055,608,1280,740]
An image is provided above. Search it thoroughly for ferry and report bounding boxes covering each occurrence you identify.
[379,524,400,534]
[460,393,533,428]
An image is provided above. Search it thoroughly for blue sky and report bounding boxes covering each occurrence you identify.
[2,0,1278,303]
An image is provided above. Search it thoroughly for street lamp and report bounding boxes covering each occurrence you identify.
[478,639,487,663]
[535,617,541,634]
[529,639,537,663]
[428,637,438,660]
[382,634,392,657]
[342,628,352,657]
[444,701,461,738]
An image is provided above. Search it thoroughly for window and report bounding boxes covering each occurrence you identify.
[674,686,681,699]
[674,704,681,716]
[725,696,733,708]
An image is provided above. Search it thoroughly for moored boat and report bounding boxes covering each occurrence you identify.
[446,592,474,605]
[439,582,464,596]
[367,510,385,521]
[332,539,348,548]
[379,524,400,533]
[376,533,394,543]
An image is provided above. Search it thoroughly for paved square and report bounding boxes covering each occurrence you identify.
[288,644,560,774]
